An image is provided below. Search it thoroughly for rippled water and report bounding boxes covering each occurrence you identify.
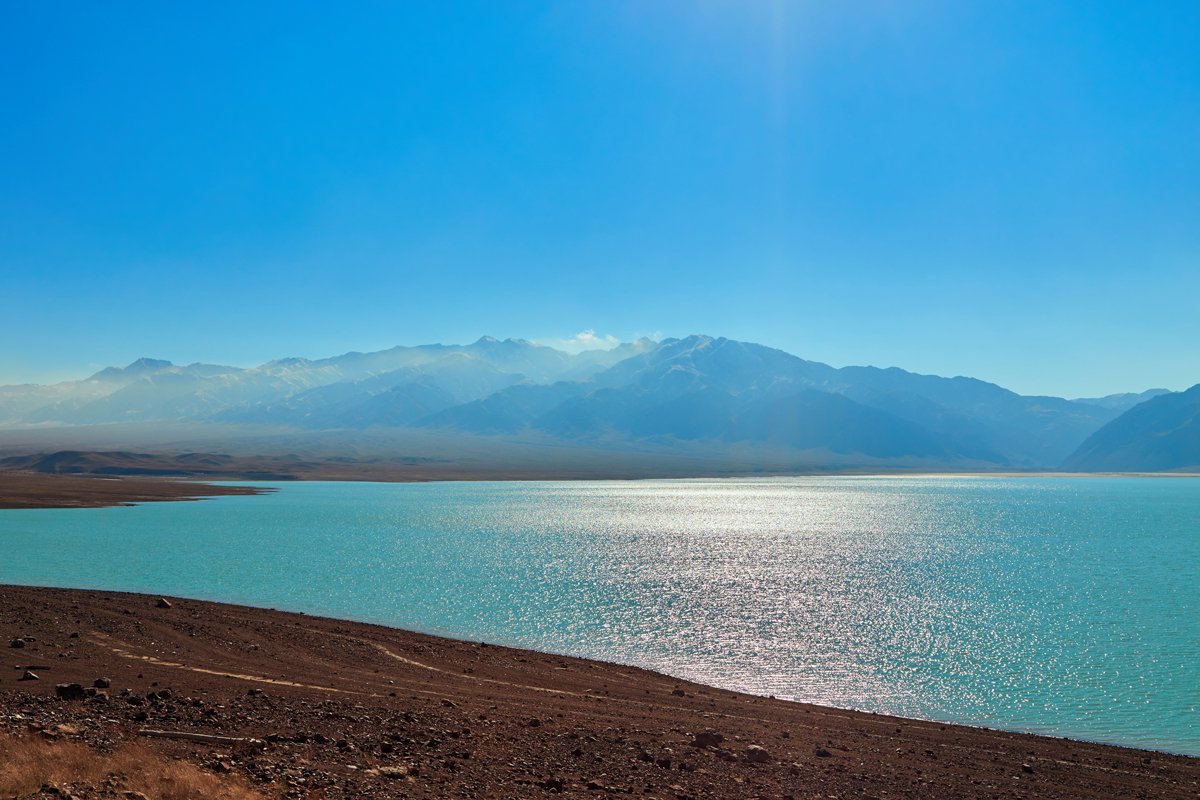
[2,477,1197,754]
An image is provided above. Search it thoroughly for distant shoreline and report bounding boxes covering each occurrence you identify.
[0,471,268,509]
[2,466,1197,509]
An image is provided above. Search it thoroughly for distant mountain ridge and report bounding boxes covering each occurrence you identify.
[0,335,1189,471]
[1063,384,1200,472]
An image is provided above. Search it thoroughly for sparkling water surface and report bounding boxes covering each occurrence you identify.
[2,477,1197,755]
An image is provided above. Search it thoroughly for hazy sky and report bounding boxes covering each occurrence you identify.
[2,2,1197,396]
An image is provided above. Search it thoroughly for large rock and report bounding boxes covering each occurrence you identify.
[55,683,87,700]
[745,744,772,763]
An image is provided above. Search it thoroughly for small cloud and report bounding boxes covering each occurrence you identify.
[535,329,622,354]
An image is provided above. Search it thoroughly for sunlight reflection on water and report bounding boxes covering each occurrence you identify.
[2,476,1197,754]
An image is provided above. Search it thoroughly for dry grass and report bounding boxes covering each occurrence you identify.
[0,733,268,799]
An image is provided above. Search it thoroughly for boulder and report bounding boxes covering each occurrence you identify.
[55,683,87,700]
[745,744,772,763]
[692,730,724,748]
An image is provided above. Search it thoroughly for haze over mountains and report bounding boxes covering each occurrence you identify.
[0,336,1193,473]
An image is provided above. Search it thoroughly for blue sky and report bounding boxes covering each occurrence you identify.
[1,1,1196,397]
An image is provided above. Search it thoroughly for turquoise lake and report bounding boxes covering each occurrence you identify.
[2,477,1197,755]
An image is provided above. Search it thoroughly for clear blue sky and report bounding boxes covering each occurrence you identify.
[1,1,1196,397]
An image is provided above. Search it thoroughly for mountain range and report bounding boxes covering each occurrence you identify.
[0,336,1192,472]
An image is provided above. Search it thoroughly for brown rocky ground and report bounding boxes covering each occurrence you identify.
[1,586,1195,799]
[0,473,266,509]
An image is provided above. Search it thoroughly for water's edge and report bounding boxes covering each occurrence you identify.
[3,477,1196,755]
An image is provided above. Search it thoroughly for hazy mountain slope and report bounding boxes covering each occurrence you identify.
[14,361,244,425]
[1063,384,1200,471]
[559,337,658,379]
[422,336,838,439]
[217,354,523,428]
[1071,389,1171,411]
[824,367,1118,466]
[420,381,590,434]
[423,336,1108,465]
[595,335,836,395]
[0,382,107,425]
[536,385,952,458]
[826,386,1006,462]
[0,339,620,427]
[424,338,963,460]
[86,357,175,381]
[0,335,1163,470]
[734,390,952,457]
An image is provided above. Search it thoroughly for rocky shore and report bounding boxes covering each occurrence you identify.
[1,586,1196,799]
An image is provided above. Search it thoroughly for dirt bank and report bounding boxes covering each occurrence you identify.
[1,586,1195,798]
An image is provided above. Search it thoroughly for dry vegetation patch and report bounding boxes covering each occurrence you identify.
[0,733,267,800]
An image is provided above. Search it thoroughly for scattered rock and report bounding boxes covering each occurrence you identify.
[745,744,772,763]
[692,730,724,748]
[19,670,39,681]
[441,698,457,708]
[93,677,111,689]
[1022,763,1034,773]
[9,638,25,649]
[671,688,686,697]
[156,598,172,609]
[814,746,833,758]
[527,717,541,727]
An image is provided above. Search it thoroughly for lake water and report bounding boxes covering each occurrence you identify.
[1,477,1197,755]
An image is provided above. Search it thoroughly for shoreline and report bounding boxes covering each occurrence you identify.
[0,471,269,509]
[3,468,1198,510]
[1,585,1196,799]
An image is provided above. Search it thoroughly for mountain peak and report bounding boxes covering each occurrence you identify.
[88,357,173,381]
[261,356,312,370]
[127,357,172,371]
